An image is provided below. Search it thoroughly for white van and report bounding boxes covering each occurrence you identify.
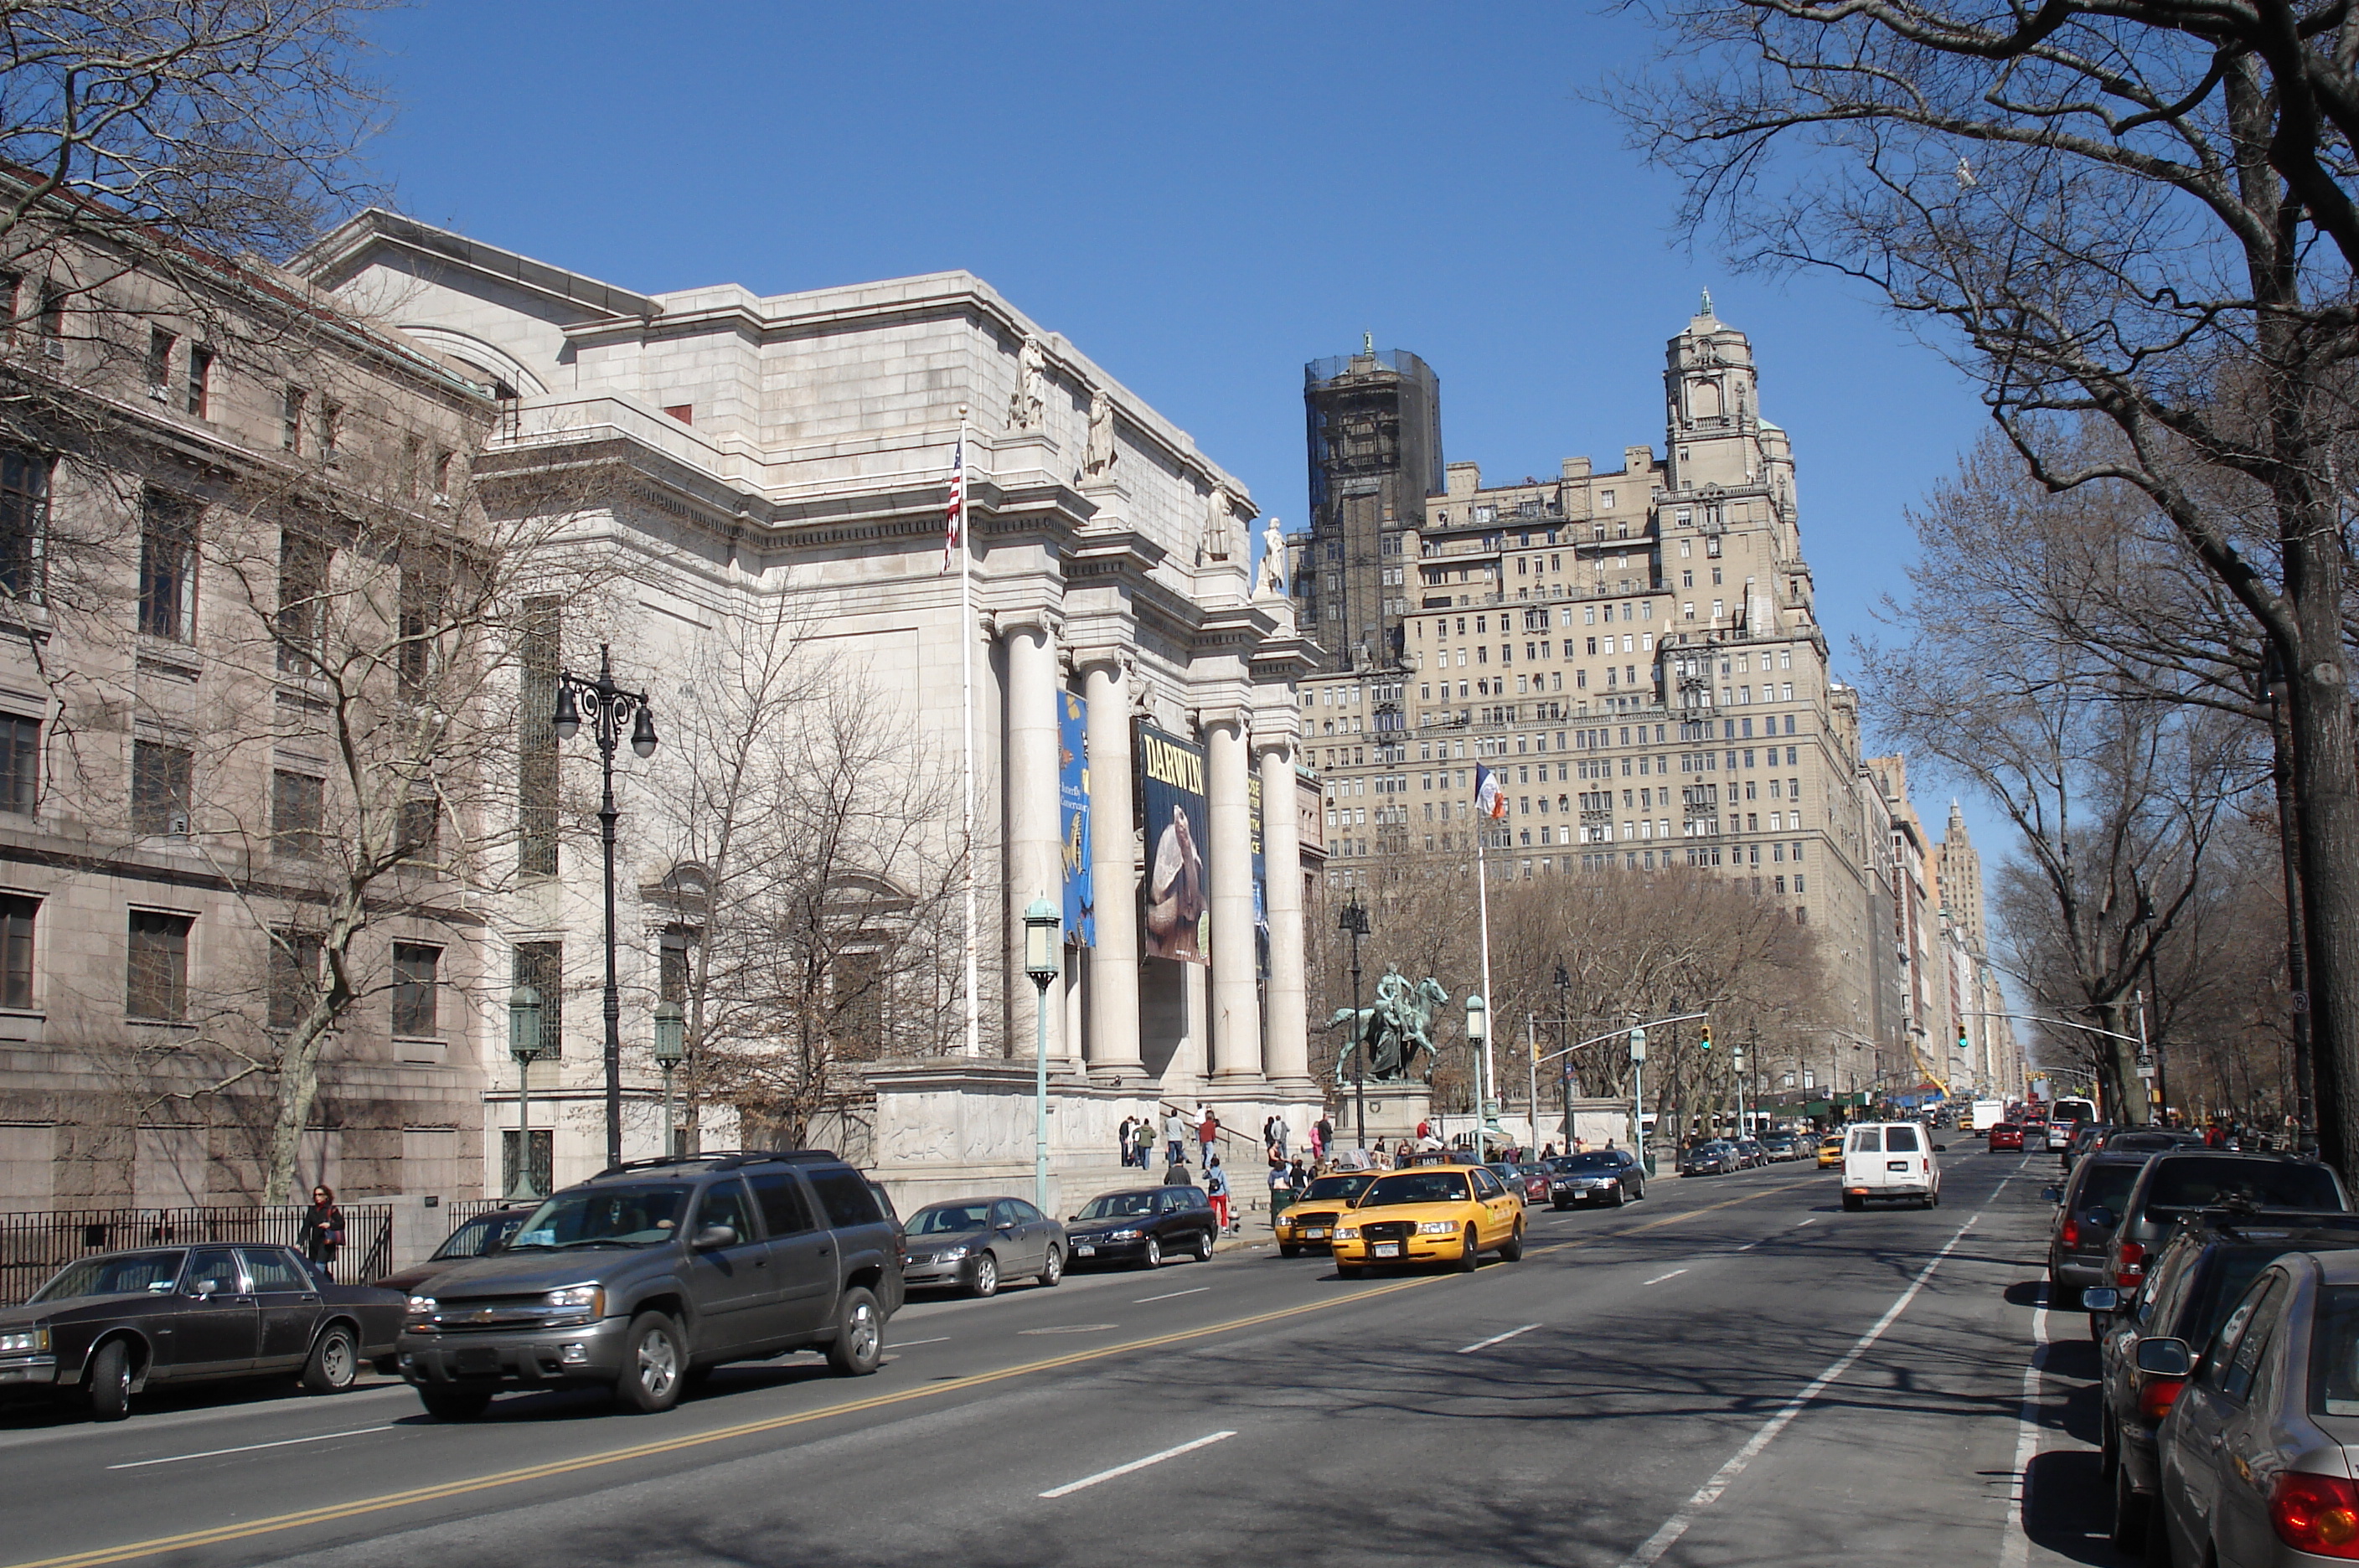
[1840,1122,1941,1210]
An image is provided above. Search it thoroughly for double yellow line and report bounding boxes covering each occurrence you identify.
[16,1183,1793,1568]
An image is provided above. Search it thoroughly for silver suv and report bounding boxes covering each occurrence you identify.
[396,1151,904,1418]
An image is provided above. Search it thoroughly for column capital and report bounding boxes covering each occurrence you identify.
[1069,644,1133,679]
[1193,704,1248,736]
[998,607,1061,643]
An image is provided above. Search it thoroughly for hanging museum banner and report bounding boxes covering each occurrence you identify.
[1059,692,1093,946]
[1249,770,1269,977]
[1138,724,1208,964]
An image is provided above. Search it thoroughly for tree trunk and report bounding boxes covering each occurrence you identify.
[264,1009,332,1204]
[2285,630,2359,1184]
[2269,689,2318,1146]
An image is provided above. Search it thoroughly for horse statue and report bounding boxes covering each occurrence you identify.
[1329,967,1452,1083]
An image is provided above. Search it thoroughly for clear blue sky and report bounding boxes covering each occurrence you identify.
[362,2,2005,854]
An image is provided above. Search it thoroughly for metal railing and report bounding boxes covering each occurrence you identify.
[0,1204,394,1306]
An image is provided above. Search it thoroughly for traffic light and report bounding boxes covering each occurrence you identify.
[1959,1030,1969,1055]
[1699,1022,1713,1052]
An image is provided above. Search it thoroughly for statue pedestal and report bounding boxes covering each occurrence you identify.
[1334,1082,1433,1153]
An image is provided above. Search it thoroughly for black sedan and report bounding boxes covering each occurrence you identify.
[1680,1141,1743,1177]
[1062,1186,1217,1269]
[0,1243,406,1421]
[1548,1150,1646,1208]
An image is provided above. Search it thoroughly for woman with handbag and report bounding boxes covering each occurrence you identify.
[303,1185,344,1269]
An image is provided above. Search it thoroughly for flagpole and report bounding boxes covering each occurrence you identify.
[1475,818,1494,1148]
[958,407,980,1059]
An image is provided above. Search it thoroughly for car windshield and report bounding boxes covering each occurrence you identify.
[508,1186,689,1250]
[1077,1193,1155,1220]
[1360,1172,1472,1206]
[907,1204,991,1235]
[1556,1154,1622,1171]
[2078,1163,2146,1215]
[29,1251,185,1302]
[1301,1174,1374,1202]
[2148,1158,2343,1214]
[430,1213,526,1261]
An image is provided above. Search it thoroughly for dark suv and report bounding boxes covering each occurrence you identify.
[2098,1150,2347,1303]
[2042,1148,2165,1310]
[395,1151,903,1419]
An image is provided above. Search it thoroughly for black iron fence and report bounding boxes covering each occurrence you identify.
[0,1204,394,1307]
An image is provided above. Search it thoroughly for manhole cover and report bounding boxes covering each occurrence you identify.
[1019,1323,1118,1335]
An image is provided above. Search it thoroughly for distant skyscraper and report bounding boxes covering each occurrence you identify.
[1300,345,1443,671]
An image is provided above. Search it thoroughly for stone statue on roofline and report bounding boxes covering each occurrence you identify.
[1202,485,1235,561]
[1252,518,1286,599]
[1083,387,1116,477]
[1009,335,1047,431]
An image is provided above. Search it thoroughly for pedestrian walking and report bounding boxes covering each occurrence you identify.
[1264,1113,1288,1160]
[1288,1156,1309,1195]
[302,1185,343,1269]
[1118,1115,1137,1168]
[1163,1153,1196,1185]
[1133,1117,1156,1169]
[1205,1158,1231,1234]
[1310,1116,1329,1161]
[1198,1108,1221,1168]
[1163,1106,1189,1167]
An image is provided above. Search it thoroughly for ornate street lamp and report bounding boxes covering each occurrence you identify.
[1628,1021,1650,1173]
[653,1000,686,1161]
[1466,993,1488,1154]
[505,983,545,1201]
[552,643,658,1171]
[1338,894,1370,1153]
[1025,897,1061,1212]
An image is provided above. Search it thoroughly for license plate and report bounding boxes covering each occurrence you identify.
[456,1348,499,1376]
[1304,1228,1329,1239]
[1373,1242,1401,1258]
[1075,1246,1095,1256]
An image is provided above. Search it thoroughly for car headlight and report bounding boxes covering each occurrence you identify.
[406,1294,437,1315]
[936,1244,972,1261]
[1107,1229,1143,1240]
[543,1285,604,1325]
[1334,1227,1360,1240]
[0,1328,47,1354]
[1417,1220,1460,1235]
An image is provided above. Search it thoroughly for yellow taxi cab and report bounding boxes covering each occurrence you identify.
[1814,1132,1845,1169]
[1273,1170,1377,1258]
[1329,1163,1525,1277]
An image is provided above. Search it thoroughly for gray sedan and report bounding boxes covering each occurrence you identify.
[2155,1246,2359,1563]
[900,1196,1066,1297]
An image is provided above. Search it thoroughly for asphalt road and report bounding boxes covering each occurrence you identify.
[2,1147,2122,1568]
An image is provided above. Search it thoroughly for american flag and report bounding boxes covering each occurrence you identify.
[942,439,965,570]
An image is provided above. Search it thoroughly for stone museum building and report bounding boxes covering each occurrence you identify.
[296,211,1323,1210]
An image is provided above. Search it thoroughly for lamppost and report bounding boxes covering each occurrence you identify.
[1629,1023,1649,1173]
[1466,993,1489,1155]
[551,643,658,1173]
[1732,1039,1748,1142]
[1554,963,1572,1150]
[653,1000,685,1161]
[1024,898,1060,1213]
[504,984,545,1201]
[1339,894,1370,1152]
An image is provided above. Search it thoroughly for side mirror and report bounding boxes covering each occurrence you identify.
[2080,1286,2120,1312]
[2086,1206,2115,1230]
[2040,1186,2063,1204]
[2134,1337,2194,1378]
[188,1278,218,1297]
[1933,1144,1949,1153]
[692,1224,738,1250]
[996,1221,1015,1231]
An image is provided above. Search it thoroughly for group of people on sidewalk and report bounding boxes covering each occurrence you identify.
[1109,1107,1350,1239]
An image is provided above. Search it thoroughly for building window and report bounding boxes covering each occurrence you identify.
[281,385,306,452]
[132,740,193,835]
[0,714,35,814]
[267,929,323,1029]
[502,1128,552,1199]
[126,910,192,1019]
[519,596,560,875]
[318,400,343,460]
[186,346,213,418]
[36,281,63,359]
[398,796,440,859]
[146,328,174,399]
[137,488,199,640]
[0,449,46,601]
[271,770,324,858]
[0,894,34,1009]
[276,528,329,672]
[392,942,441,1037]
[512,941,561,1056]
[659,929,694,1003]
[398,564,441,694]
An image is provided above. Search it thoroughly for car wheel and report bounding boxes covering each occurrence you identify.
[1456,1225,1481,1272]
[1038,1246,1064,1287]
[1552,1199,1569,1210]
[2112,1465,2150,1555]
[1279,1244,1302,1258]
[1337,1264,1363,1279]
[85,1338,132,1422]
[826,1287,885,1376]
[1500,1223,1525,1262]
[301,1323,359,1394]
[1138,1235,1163,1271]
[612,1311,685,1413]
[1192,1230,1214,1262]
[419,1387,490,1421]
[1610,1183,1628,1208]
[966,1252,999,1298]
[1841,1193,1864,1211]
[2100,1406,2119,1481]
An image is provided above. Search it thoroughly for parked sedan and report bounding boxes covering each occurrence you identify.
[1549,1150,1646,1208]
[901,1196,1066,1296]
[1680,1141,1742,1178]
[374,1204,537,1296]
[1484,1162,1545,1204]
[0,1244,405,1421]
[1735,1137,1769,1168]
[2154,1246,2359,1565]
[1063,1186,1216,1270]
[1761,1134,1804,1163]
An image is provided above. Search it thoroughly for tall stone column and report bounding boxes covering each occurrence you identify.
[1081,657,1143,1077]
[1003,616,1063,1065]
[1258,736,1309,1086]
[1204,710,1262,1081]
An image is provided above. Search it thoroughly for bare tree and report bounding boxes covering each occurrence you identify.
[1621,0,2359,1177]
